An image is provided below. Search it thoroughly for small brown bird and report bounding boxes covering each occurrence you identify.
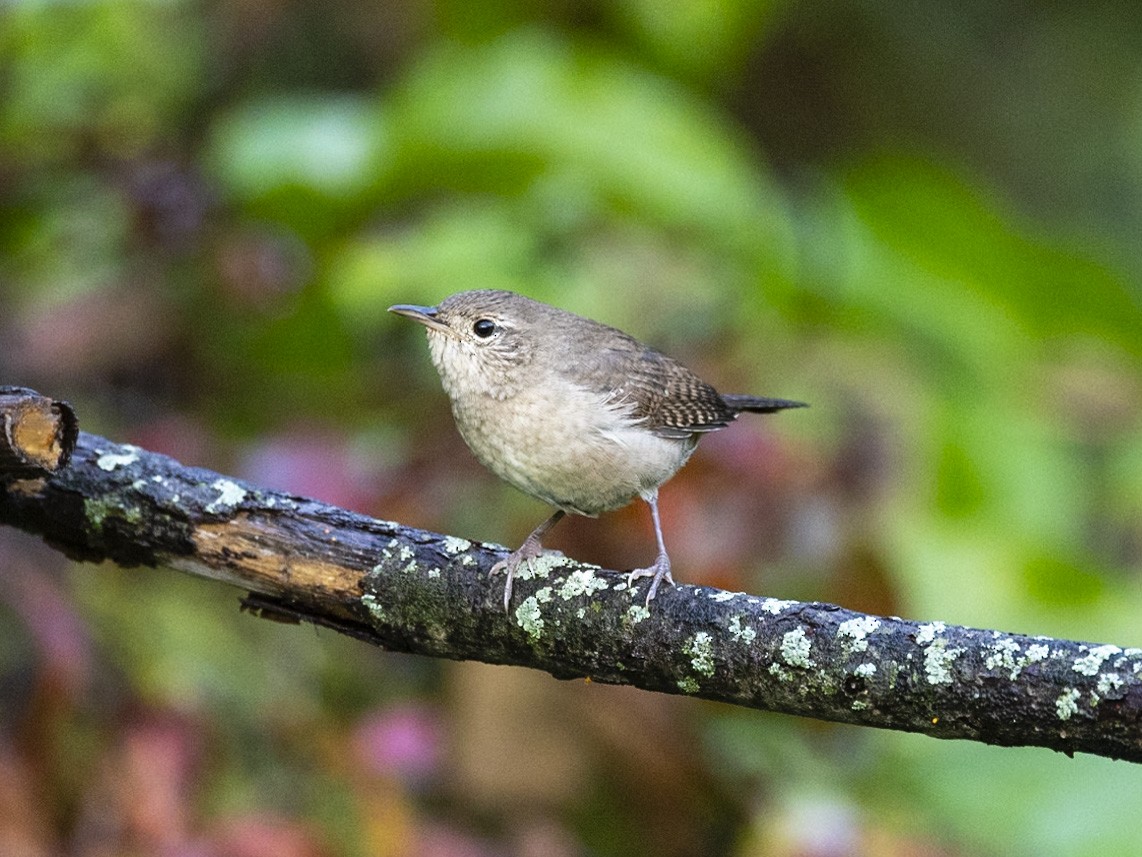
[390,290,806,609]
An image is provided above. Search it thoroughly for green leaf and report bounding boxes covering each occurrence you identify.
[0,0,205,159]
[209,95,389,200]
[206,94,390,237]
[386,29,793,263]
[843,156,1142,358]
[608,0,785,85]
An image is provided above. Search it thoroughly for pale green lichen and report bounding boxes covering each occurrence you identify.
[514,553,564,581]
[96,449,139,471]
[688,632,716,677]
[916,621,946,645]
[84,499,106,530]
[1056,688,1081,720]
[436,534,472,564]
[427,568,440,578]
[760,598,797,615]
[837,616,881,653]
[916,622,965,685]
[1072,644,1121,676]
[710,590,739,602]
[558,569,609,599]
[781,628,814,668]
[535,586,553,604]
[1096,672,1123,694]
[441,535,472,555]
[677,677,700,694]
[854,662,876,678]
[768,663,791,681]
[361,592,385,622]
[1026,643,1050,663]
[728,616,757,644]
[84,497,142,531]
[923,639,964,685]
[205,478,247,513]
[379,541,414,566]
[851,699,869,711]
[515,597,544,640]
[627,605,651,625]
[984,637,1023,679]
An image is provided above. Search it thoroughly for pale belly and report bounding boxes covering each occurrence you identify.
[449,386,696,515]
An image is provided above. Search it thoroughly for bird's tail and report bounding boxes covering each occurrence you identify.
[722,394,809,414]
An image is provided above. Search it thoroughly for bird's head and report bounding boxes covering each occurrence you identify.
[389,290,541,401]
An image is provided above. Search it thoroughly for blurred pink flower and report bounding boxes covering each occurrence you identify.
[352,705,442,785]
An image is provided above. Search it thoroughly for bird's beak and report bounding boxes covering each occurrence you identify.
[388,303,452,335]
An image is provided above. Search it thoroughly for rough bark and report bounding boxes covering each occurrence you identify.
[0,390,1139,763]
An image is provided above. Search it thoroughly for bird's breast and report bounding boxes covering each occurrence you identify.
[447,383,696,515]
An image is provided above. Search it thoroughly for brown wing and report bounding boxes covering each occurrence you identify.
[625,348,739,438]
[564,331,737,439]
[543,306,806,439]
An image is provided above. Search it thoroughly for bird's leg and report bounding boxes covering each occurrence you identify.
[626,491,674,606]
[490,509,566,612]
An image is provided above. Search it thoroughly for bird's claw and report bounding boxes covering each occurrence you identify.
[490,539,544,612]
[626,552,674,606]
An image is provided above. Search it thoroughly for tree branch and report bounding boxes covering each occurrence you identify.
[1,389,1139,763]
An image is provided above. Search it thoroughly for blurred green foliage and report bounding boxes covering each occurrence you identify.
[1,1,1141,855]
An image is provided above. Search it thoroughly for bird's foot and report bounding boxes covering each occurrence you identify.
[626,552,674,606]
[489,534,547,613]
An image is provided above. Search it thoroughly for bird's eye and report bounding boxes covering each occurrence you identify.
[472,319,497,338]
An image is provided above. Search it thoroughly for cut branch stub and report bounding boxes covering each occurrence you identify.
[0,387,79,478]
